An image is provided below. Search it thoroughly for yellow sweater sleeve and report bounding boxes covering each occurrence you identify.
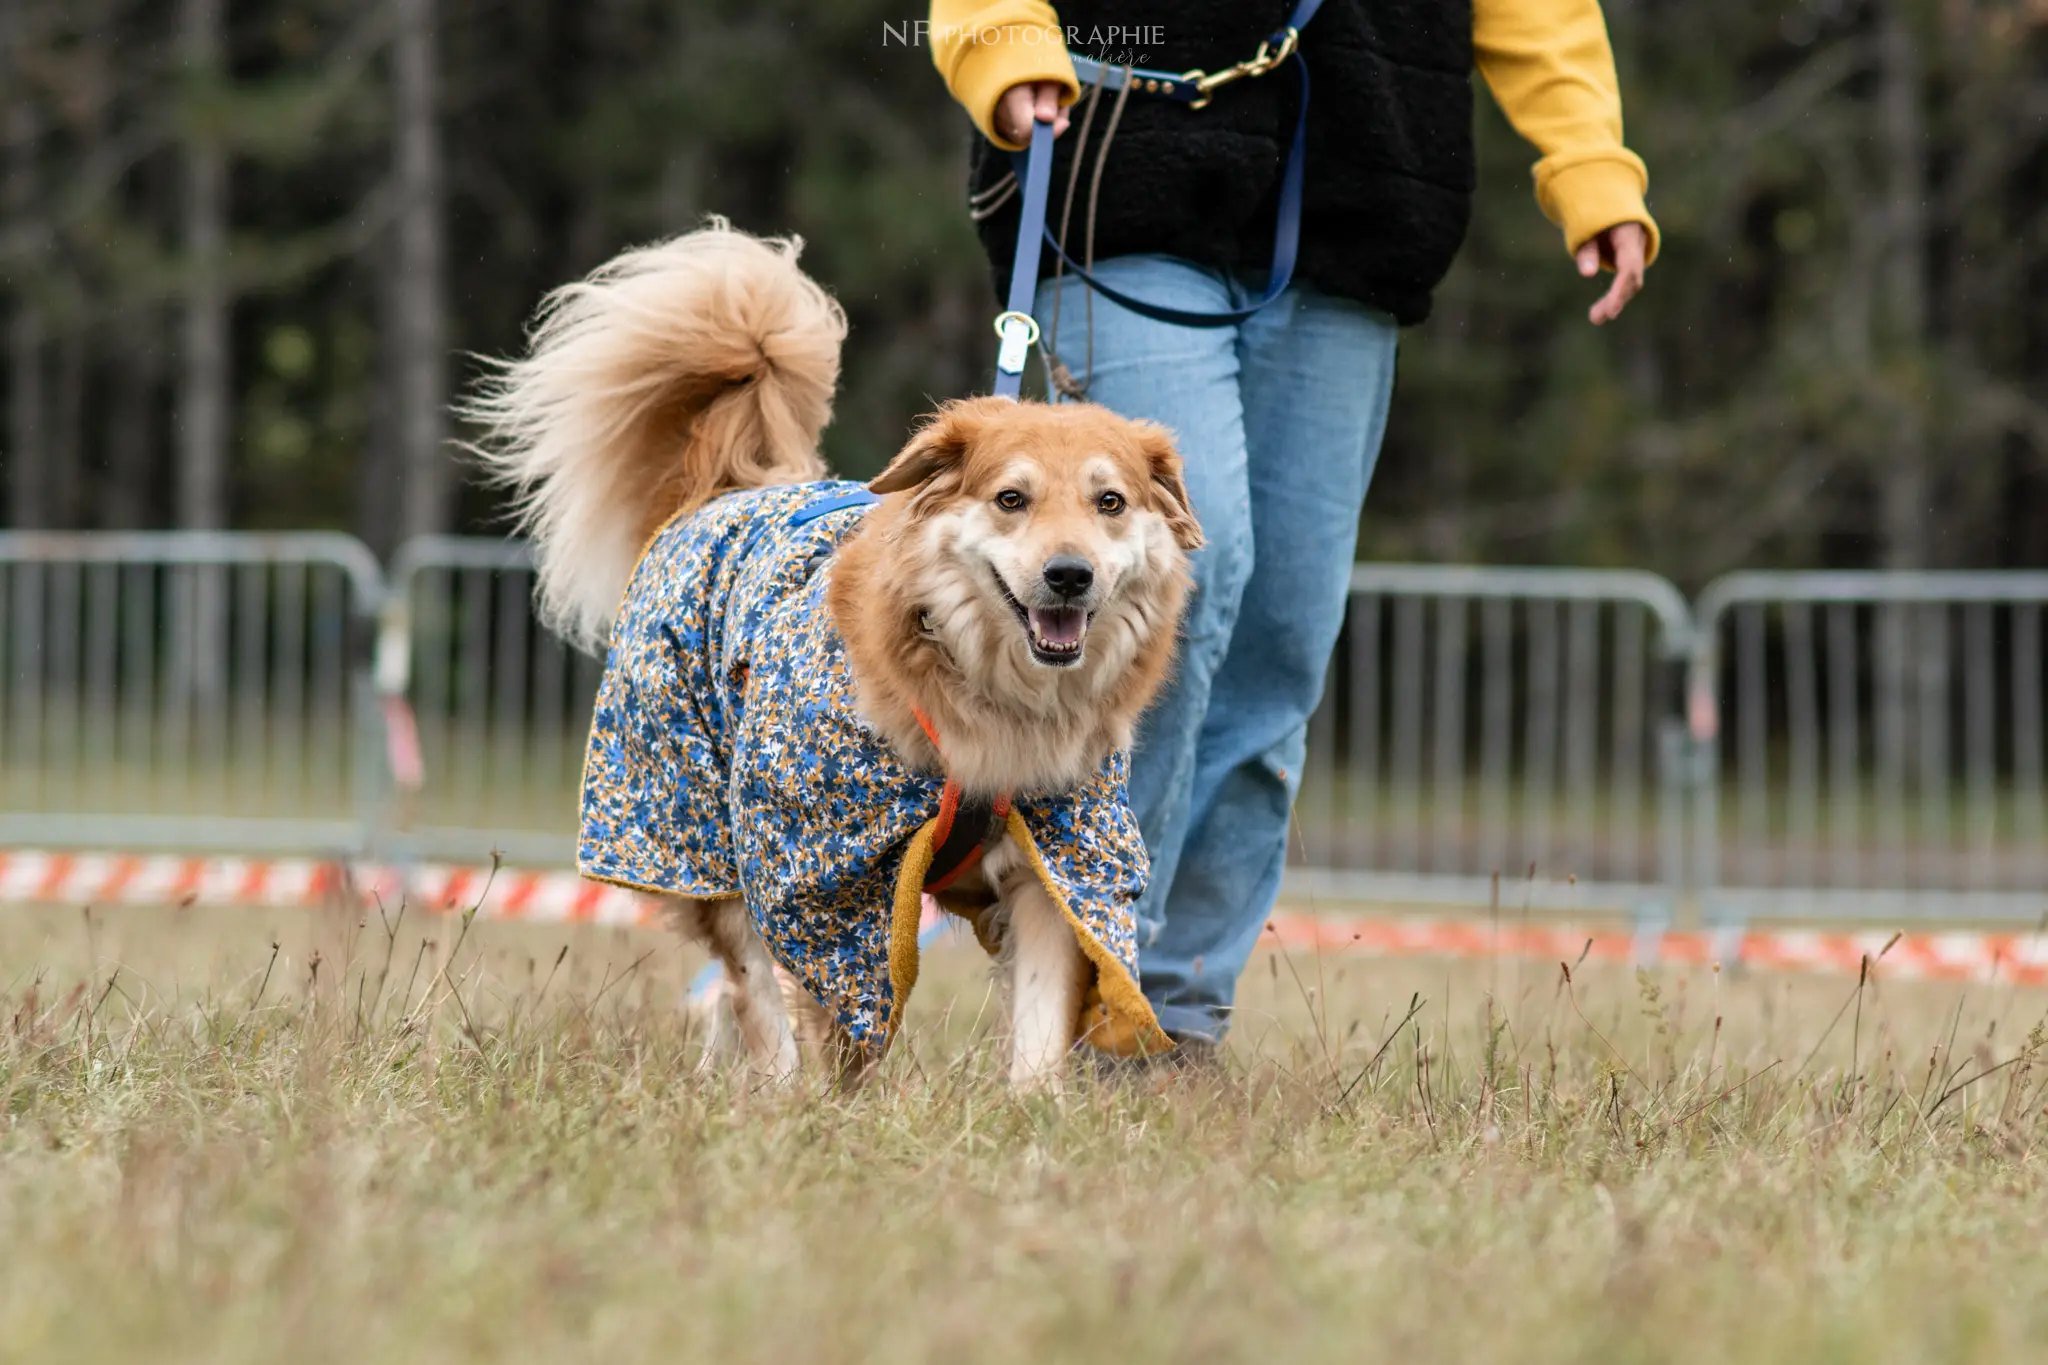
[1474,0,1659,262]
[927,0,1078,150]
[928,0,1658,261]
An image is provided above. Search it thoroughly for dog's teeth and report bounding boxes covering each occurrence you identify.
[1027,606,1087,647]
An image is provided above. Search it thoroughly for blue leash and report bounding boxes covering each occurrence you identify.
[990,0,1325,394]
[991,113,1059,397]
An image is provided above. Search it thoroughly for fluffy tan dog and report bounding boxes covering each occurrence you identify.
[472,220,1200,1089]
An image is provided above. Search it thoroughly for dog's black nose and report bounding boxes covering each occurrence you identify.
[1041,555,1095,599]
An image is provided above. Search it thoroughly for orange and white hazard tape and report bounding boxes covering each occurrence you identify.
[1263,914,2048,985]
[5,849,2047,986]
[0,850,661,927]
[0,850,351,910]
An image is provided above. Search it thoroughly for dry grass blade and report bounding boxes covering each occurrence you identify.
[1,902,2045,1365]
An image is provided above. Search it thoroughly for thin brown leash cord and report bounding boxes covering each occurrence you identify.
[1045,66,1107,396]
[1075,72,1133,397]
[1043,64,1132,399]
[968,169,1018,220]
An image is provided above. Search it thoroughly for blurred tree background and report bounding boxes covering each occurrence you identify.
[1,0,2043,585]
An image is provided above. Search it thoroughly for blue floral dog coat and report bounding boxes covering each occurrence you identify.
[578,481,1168,1058]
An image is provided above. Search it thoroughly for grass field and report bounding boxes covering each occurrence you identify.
[6,899,2048,1363]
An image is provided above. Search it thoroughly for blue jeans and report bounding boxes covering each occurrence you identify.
[1036,256,1398,1043]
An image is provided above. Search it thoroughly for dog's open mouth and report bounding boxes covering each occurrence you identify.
[995,575,1091,667]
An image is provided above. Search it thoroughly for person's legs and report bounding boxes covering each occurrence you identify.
[1137,285,1398,1042]
[1033,257,1253,949]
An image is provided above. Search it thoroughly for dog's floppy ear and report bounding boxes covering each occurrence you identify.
[1132,421,1204,551]
[870,398,996,494]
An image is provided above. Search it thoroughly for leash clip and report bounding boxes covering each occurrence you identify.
[1184,26,1299,109]
[992,309,1041,378]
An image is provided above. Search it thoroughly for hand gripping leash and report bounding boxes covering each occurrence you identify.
[988,0,1325,396]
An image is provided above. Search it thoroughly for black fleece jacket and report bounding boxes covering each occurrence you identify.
[967,0,1476,325]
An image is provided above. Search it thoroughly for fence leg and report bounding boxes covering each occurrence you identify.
[1636,711,1686,965]
[1637,642,1697,967]
[1683,643,1750,968]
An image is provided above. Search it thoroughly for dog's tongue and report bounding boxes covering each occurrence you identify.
[1028,606,1087,646]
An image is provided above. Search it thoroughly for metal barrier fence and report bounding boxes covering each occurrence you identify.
[6,531,2048,930]
[0,532,385,855]
[1690,573,2048,923]
[378,537,600,867]
[1286,565,1693,924]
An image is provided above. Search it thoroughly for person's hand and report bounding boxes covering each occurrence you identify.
[1576,222,1649,325]
[995,80,1070,146]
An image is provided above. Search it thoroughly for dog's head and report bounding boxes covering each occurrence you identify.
[869,396,1202,682]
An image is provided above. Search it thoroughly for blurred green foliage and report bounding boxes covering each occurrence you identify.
[2,0,2043,583]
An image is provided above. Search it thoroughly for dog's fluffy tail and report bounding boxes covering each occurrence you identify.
[468,219,846,652]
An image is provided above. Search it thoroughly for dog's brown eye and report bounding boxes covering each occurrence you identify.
[1097,491,1126,516]
[995,489,1027,512]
